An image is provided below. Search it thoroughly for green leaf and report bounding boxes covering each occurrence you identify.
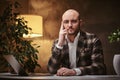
[0,1,40,72]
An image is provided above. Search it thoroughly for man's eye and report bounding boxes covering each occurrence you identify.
[71,20,77,23]
[64,21,69,24]
[63,20,78,24]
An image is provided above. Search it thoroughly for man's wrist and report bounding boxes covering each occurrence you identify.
[56,44,63,49]
[73,68,81,75]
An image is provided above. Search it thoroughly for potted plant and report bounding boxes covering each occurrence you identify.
[108,28,120,75]
[0,1,40,73]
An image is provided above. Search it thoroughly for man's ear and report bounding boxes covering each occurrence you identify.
[79,19,84,27]
[80,19,82,22]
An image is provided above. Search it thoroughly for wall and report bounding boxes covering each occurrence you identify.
[0,0,120,74]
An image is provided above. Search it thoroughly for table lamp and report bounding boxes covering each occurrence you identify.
[20,15,43,38]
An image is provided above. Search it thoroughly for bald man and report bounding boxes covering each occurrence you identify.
[47,9,106,76]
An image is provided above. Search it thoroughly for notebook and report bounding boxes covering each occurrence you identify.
[3,55,51,76]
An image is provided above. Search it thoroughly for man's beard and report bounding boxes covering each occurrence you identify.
[68,28,80,35]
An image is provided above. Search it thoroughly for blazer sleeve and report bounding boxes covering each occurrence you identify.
[47,40,62,74]
[79,36,106,75]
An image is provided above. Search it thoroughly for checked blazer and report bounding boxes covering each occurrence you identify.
[47,30,106,75]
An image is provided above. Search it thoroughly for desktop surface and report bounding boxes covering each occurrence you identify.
[0,73,120,80]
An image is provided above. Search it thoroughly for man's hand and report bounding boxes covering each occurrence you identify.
[57,23,68,47]
[56,67,76,76]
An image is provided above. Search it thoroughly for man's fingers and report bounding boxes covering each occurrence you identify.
[60,22,64,30]
[57,67,69,76]
[59,29,68,35]
[57,67,75,76]
[57,68,65,76]
[57,68,63,76]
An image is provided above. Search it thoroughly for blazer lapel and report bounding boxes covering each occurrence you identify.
[76,31,87,66]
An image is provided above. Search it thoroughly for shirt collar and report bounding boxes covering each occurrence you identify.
[65,32,80,44]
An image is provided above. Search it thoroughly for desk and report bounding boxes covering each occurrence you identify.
[0,73,120,80]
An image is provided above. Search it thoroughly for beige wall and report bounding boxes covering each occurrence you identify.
[0,0,120,74]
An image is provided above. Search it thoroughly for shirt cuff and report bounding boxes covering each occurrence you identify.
[73,68,82,75]
[56,44,63,49]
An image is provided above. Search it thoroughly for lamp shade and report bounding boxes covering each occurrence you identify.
[20,15,43,38]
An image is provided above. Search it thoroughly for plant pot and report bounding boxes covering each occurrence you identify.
[113,54,120,75]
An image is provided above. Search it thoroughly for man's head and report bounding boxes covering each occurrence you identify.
[62,9,81,35]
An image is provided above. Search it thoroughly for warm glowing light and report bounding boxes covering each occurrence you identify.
[20,15,43,38]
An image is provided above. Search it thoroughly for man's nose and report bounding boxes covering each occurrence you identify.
[68,22,72,27]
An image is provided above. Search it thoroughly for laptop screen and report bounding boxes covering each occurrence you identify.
[3,55,28,76]
[3,55,52,76]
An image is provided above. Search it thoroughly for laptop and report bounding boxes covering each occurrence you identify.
[3,55,52,76]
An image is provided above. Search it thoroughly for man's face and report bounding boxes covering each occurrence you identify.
[62,11,80,35]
